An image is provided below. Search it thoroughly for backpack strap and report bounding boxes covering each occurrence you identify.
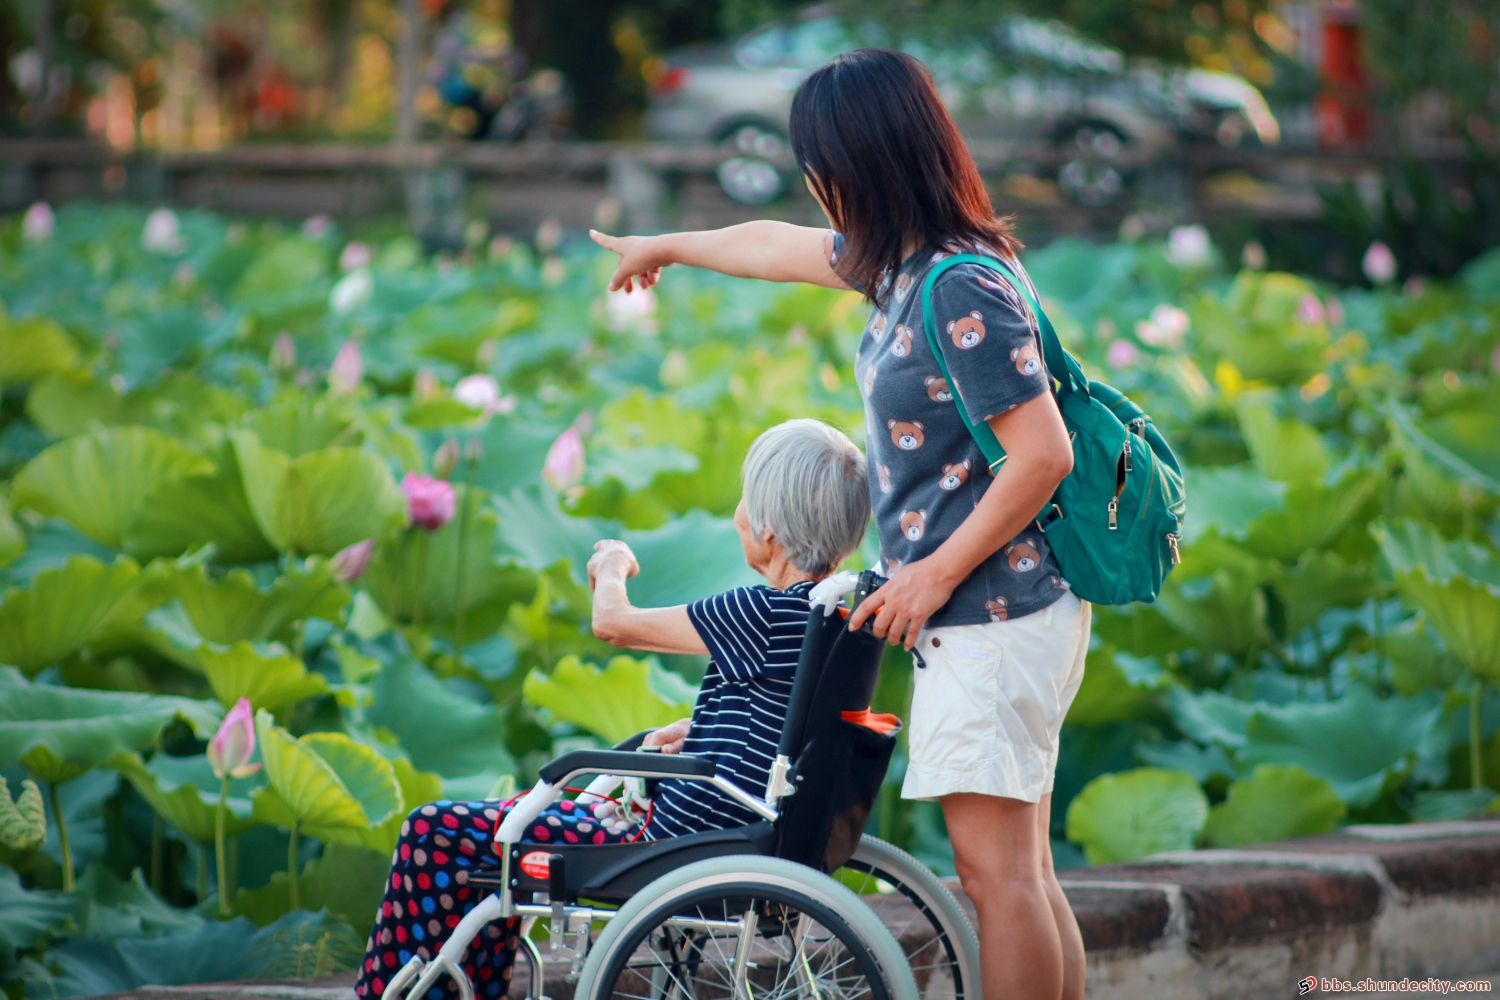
[918,252,1088,474]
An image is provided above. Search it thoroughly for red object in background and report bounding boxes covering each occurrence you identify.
[1316,1,1370,147]
[650,66,691,96]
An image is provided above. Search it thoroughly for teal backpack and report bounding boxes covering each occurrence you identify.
[919,253,1186,606]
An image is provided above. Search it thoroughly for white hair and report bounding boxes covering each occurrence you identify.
[742,419,870,578]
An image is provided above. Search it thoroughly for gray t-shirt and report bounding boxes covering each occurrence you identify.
[838,235,1069,627]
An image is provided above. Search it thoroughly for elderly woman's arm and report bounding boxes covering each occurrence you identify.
[587,541,709,655]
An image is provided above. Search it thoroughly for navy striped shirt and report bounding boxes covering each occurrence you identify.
[643,581,814,839]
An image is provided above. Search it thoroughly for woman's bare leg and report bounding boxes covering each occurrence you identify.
[942,792,1062,1000]
[1038,792,1086,1000]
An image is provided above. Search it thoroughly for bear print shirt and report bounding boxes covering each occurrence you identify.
[837,233,1069,628]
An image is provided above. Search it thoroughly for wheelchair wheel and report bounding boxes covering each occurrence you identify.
[575,855,919,1000]
[836,836,981,1000]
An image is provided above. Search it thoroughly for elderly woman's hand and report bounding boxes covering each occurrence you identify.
[848,556,960,650]
[588,539,640,592]
[642,718,692,754]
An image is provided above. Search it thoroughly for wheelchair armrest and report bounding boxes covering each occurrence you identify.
[538,749,715,785]
[612,729,656,752]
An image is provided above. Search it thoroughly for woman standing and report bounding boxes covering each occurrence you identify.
[592,48,1088,1000]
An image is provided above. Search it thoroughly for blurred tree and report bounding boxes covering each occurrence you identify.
[1361,0,1500,133]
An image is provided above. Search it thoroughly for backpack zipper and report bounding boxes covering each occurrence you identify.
[1108,497,1118,529]
[1167,532,1181,564]
[1122,436,1132,473]
[1130,416,1147,437]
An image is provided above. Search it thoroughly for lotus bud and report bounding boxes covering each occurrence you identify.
[329,267,373,313]
[402,473,456,531]
[464,436,484,465]
[433,439,460,479]
[302,214,332,239]
[208,698,261,779]
[1106,339,1139,369]
[1164,225,1211,269]
[328,339,363,395]
[454,373,502,414]
[270,332,296,375]
[1296,294,1326,326]
[412,368,442,401]
[542,427,585,492]
[1240,240,1267,270]
[1362,241,1397,285]
[142,208,185,254]
[22,202,54,242]
[340,240,373,272]
[536,218,562,253]
[331,538,375,582]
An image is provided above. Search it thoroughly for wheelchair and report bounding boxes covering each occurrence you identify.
[384,571,981,1000]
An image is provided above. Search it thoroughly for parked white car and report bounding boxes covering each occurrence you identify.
[647,9,1279,205]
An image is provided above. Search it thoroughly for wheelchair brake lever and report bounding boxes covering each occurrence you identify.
[547,855,566,953]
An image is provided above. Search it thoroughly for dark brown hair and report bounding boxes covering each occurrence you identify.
[790,48,1019,310]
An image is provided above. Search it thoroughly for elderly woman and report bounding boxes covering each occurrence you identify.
[355,418,870,999]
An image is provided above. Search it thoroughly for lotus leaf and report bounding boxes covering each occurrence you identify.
[1064,646,1162,726]
[1266,551,1377,639]
[0,314,77,381]
[113,915,259,984]
[230,841,390,939]
[124,444,275,563]
[1375,520,1500,681]
[164,559,348,647]
[231,430,407,555]
[0,668,222,773]
[0,776,46,849]
[1166,686,1258,749]
[1236,398,1329,484]
[0,495,24,567]
[1384,624,1467,696]
[1135,740,1235,784]
[252,711,401,841]
[1181,465,1284,542]
[69,863,205,940]
[1411,788,1498,821]
[196,641,330,710]
[364,757,443,855]
[367,656,515,778]
[111,752,259,843]
[232,238,329,302]
[1156,565,1269,656]
[1064,767,1208,863]
[12,427,214,549]
[0,555,142,675]
[494,486,758,607]
[361,485,508,624]
[1237,684,1447,807]
[1389,400,1500,496]
[0,864,75,952]
[244,398,357,458]
[524,654,695,745]
[1376,519,1500,588]
[402,397,484,429]
[468,418,570,494]
[1243,472,1379,564]
[1200,764,1346,847]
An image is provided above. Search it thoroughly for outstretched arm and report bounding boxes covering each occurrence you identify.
[591,224,849,292]
[588,540,709,655]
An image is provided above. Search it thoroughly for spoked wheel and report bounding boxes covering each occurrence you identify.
[576,856,919,1000]
[836,837,981,1000]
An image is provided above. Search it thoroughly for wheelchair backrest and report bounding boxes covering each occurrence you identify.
[772,570,898,872]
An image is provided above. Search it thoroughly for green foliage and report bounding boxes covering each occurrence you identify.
[0,556,141,675]
[196,641,330,710]
[367,657,516,779]
[232,841,390,939]
[111,752,259,843]
[0,314,77,382]
[1065,767,1209,863]
[252,712,402,844]
[1201,765,1346,847]
[0,778,46,850]
[524,654,696,744]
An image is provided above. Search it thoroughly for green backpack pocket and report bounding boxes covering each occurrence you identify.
[918,254,1186,605]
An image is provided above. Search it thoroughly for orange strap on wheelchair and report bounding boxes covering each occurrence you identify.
[840,709,901,735]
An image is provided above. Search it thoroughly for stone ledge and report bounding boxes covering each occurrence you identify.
[101,820,1500,1000]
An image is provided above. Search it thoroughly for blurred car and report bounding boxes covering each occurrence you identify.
[646,8,1279,205]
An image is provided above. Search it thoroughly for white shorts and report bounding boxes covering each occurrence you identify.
[901,593,1090,803]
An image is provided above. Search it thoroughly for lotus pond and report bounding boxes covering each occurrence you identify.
[1,203,1498,994]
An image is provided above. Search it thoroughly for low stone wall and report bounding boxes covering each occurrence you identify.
[108,819,1500,1000]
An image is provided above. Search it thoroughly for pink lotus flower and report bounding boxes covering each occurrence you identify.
[454,374,502,414]
[270,332,296,374]
[142,208,185,254]
[331,538,375,582]
[1296,294,1326,326]
[1107,339,1140,369]
[208,698,261,779]
[340,241,373,272]
[328,340,363,395]
[303,214,332,239]
[1363,242,1397,284]
[402,473,456,531]
[1240,240,1267,270]
[542,427,585,492]
[432,439,460,479]
[22,202,54,242]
